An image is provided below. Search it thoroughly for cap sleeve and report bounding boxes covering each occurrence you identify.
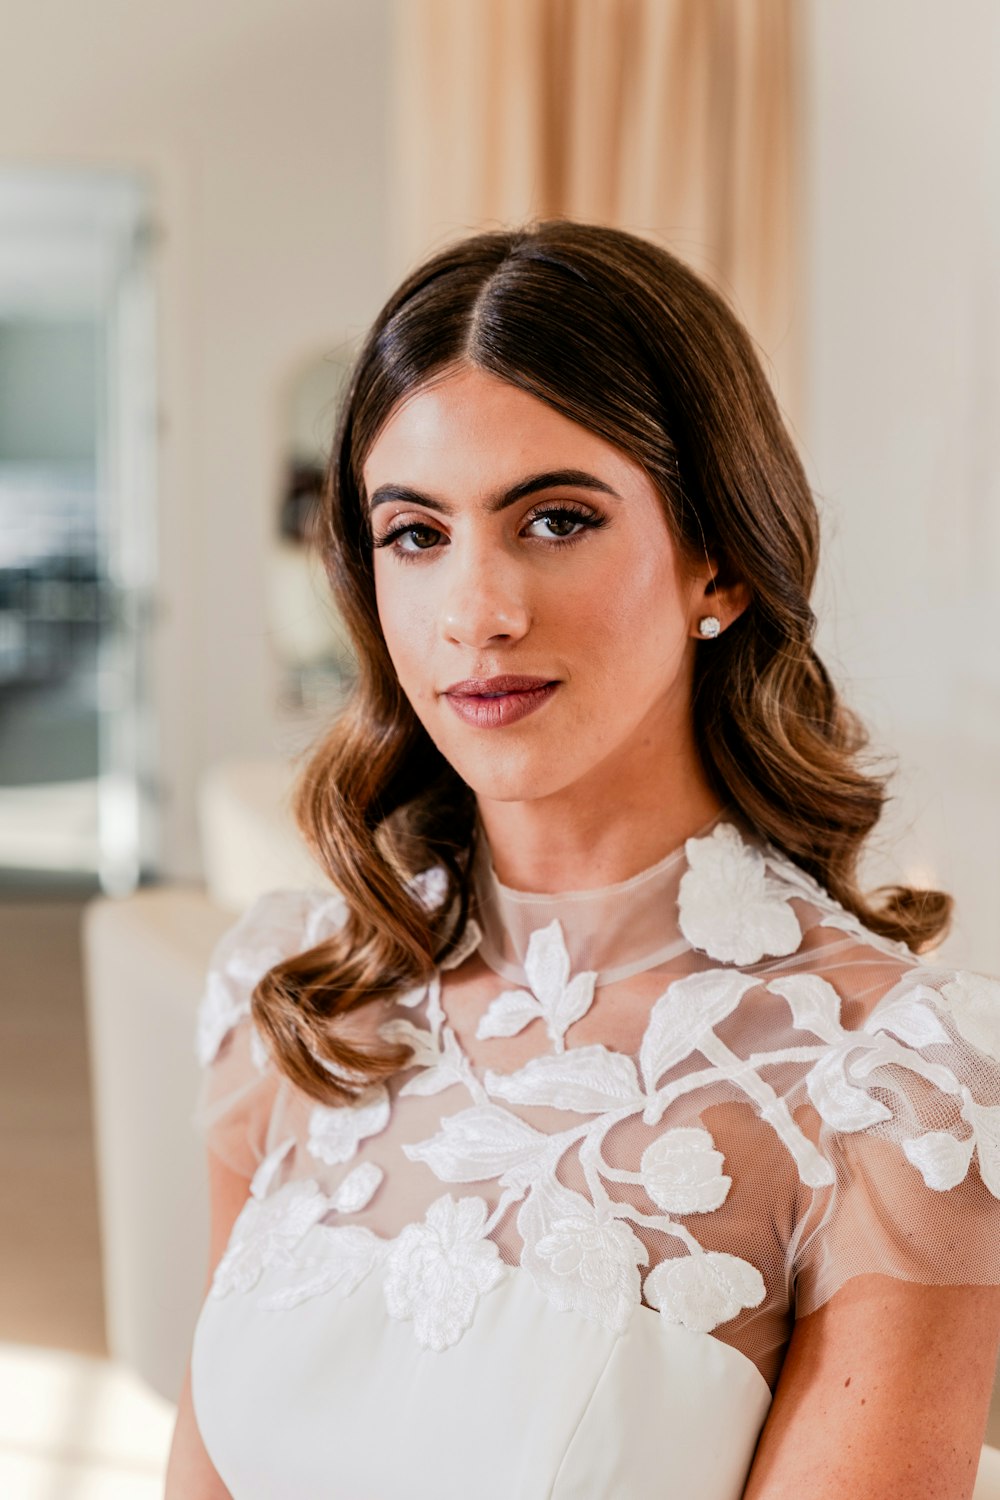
[791,965,1000,1315]
[192,886,347,1178]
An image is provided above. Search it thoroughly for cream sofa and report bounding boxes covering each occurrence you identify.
[80,757,1000,1496]
[81,757,329,1402]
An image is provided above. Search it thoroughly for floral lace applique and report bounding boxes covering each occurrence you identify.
[212,1180,332,1297]
[640,1128,732,1214]
[937,971,1000,1062]
[645,1251,766,1334]
[259,1222,384,1313]
[382,1194,506,1350]
[308,1085,392,1165]
[330,1161,384,1213]
[196,888,350,1068]
[196,962,275,1071]
[677,823,802,965]
[476,919,597,1052]
[201,822,1000,1357]
[518,1175,648,1335]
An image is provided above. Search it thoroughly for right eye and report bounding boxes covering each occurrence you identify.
[373,522,444,557]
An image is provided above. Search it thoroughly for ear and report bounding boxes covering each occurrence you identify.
[689,556,751,640]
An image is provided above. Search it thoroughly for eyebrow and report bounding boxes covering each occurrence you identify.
[366,468,621,517]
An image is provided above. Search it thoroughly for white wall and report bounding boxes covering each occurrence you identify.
[803,0,1000,969]
[0,0,392,878]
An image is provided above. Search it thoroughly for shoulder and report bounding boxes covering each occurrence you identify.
[195,884,349,1069]
[744,1273,1000,1498]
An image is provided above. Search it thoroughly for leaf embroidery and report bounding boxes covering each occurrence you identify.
[330,1162,384,1213]
[767,973,845,1045]
[476,919,596,1052]
[198,850,1000,1359]
[486,1045,644,1114]
[937,972,1000,1063]
[258,1224,384,1312]
[307,1086,391,1166]
[404,1104,557,1189]
[639,970,758,1094]
[211,1181,332,1298]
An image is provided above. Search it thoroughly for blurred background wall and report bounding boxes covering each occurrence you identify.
[0,1,998,1493]
[0,0,392,891]
[0,0,994,930]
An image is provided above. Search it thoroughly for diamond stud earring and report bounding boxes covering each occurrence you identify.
[698,616,721,639]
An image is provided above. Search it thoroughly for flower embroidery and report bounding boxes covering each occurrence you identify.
[640,1128,731,1214]
[382,1194,505,1351]
[476,919,596,1052]
[211,1180,332,1297]
[644,1250,766,1334]
[518,1176,648,1336]
[902,1129,975,1191]
[307,1086,391,1166]
[677,822,802,965]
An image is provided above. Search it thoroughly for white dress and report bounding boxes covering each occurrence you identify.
[189,808,1000,1499]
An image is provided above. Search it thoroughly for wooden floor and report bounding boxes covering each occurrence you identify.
[0,895,106,1356]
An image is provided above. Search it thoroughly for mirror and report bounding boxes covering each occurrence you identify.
[271,343,358,740]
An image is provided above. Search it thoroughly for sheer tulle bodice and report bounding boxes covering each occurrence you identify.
[190,809,1000,1499]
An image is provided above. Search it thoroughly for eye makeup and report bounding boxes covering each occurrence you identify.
[371,501,609,560]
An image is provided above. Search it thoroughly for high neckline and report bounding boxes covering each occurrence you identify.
[471,805,736,986]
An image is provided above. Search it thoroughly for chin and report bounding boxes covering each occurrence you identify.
[442,747,583,805]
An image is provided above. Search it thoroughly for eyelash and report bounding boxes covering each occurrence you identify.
[372,503,607,560]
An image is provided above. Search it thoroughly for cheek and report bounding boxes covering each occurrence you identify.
[558,545,689,675]
[373,563,426,681]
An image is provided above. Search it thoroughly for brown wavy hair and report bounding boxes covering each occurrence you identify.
[251,218,952,1105]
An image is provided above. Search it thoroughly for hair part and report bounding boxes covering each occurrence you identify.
[250,218,951,1104]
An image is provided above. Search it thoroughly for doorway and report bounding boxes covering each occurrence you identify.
[0,168,158,896]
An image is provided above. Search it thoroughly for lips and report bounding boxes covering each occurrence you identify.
[443,675,555,695]
[442,675,560,729]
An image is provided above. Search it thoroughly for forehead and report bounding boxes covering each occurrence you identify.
[361,364,650,500]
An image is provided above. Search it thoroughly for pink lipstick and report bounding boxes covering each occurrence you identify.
[442,675,559,729]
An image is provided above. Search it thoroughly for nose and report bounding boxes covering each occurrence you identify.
[440,542,531,648]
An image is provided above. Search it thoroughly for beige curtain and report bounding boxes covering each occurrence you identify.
[390,0,802,424]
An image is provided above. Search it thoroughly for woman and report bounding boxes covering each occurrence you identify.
[167,220,1000,1498]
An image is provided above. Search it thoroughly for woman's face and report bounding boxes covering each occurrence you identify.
[364,363,718,806]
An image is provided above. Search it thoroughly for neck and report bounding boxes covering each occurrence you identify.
[474,746,725,896]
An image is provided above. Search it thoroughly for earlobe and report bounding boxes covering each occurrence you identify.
[692,573,750,640]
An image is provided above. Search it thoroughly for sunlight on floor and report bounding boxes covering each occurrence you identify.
[0,1343,175,1499]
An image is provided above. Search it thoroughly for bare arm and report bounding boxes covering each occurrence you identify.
[742,1274,1000,1500]
[164,1152,253,1499]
